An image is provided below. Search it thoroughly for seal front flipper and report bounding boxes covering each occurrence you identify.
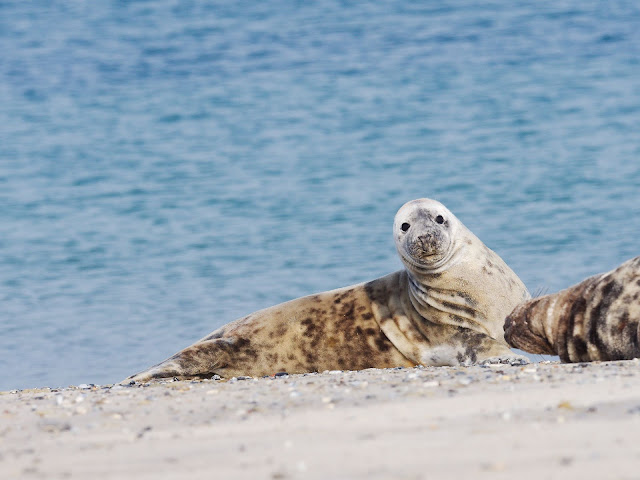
[474,341,529,365]
[456,330,529,365]
[415,327,529,366]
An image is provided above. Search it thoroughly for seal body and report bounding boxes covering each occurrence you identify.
[126,198,530,382]
[504,256,640,362]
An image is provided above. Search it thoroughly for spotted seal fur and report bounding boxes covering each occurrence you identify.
[126,198,530,382]
[504,255,640,362]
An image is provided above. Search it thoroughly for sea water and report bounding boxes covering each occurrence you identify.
[1,1,639,390]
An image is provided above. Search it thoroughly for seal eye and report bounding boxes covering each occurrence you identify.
[401,222,410,232]
[435,215,444,224]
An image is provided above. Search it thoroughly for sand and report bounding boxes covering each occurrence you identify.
[2,360,640,479]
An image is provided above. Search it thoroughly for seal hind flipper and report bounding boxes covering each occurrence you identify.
[124,338,234,383]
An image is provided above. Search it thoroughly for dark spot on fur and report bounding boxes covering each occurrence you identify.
[622,293,635,304]
[569,333,588,360]
[606,309,640,360]
[587,279,624,358]
[301,317,317,338]
[555,289,588,362]
[441,300,477,318]
[275,323,288,337]
[219,336,258,363]
[424,271,443,279]
[374,334,392,352]
[204,328,226,341]
[449,314,468,326]
[626,313,640,357]
[617,310,629,333]
[458,292,478,308]
[364,281,387,303]
[334,300,358,342]
[341,301,356,320]
[361,312,373,320]
[448,327,483,363]
[415,210,430,222]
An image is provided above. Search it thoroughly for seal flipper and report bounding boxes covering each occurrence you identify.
[474,341,529,365]
[123,338,233,383]
[420,327,529,366]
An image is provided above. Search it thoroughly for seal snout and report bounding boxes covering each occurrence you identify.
[406,227,446,262]
[394,198,461,270]
[417,232,438,252]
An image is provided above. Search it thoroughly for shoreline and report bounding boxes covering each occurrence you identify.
[2,360,640,479]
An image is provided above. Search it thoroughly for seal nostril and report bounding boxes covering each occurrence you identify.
[435,215,444,224]
[401,222,410,232]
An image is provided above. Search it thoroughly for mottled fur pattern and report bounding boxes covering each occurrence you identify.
[126,198,530,382]
[504,256,640,362]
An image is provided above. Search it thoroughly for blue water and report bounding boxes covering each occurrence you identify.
[1,1,639,390]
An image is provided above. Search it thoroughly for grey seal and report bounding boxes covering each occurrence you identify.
[505,255,640,362]
[126,198,530,382]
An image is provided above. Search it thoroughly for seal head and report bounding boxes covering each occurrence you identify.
[391,198,530,342]
[394,198,459,273]
[361,198,532,367]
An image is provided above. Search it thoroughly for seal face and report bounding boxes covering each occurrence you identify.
[394,200,454,269]
[504,256,640,362]
[126,198,530,383]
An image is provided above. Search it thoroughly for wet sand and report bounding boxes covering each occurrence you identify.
[2,360,640,479]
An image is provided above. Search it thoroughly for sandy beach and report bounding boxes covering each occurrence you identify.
[0,361,640,479]
[2,360,640,479]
